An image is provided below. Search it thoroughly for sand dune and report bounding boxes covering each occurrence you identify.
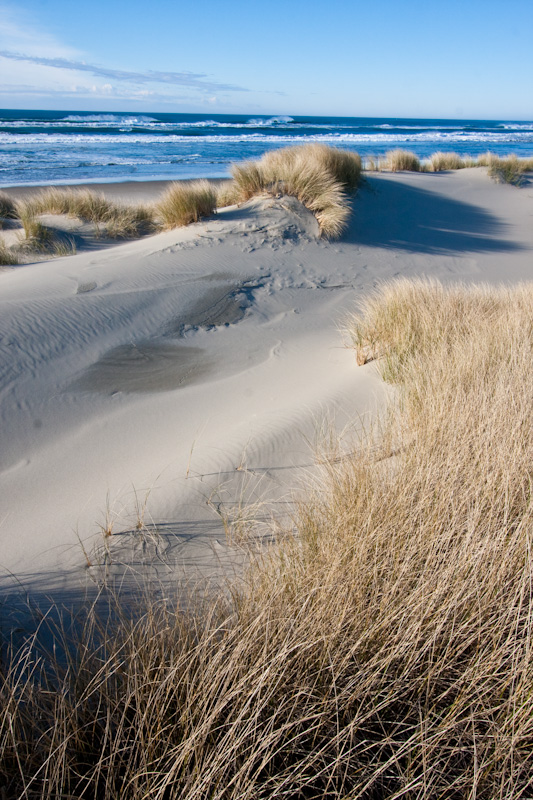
[0,169,532,599]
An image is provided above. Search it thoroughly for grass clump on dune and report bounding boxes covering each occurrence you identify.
[487,154,527,186]
[17,207,76,257]
[157,179,217,228]
[0,239,19,265]
[21,188,156,238]
[258,143,362,191]
[385,148,420,171]
[18,205,54,248]
[216,180,242,208]
[229,144,361,238]
[428,151,465,171]
[364,155,387,171]
[2,279,533,797]
[0,190,17,220]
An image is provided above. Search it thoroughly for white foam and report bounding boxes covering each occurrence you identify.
[247,116,295,125]
[61,114,158,123]
[2,130,533,147]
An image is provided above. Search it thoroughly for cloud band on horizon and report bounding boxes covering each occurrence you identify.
[0,50,250,94]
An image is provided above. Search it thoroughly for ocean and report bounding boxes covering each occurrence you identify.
[1,110,532,187]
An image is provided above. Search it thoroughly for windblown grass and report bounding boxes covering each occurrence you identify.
[364,150,533,176]
[216,180,242,208]
[18,206,54,248]
[157,180,217,228]
[231,161,266,201]
[428,151,465,171]
[0,191,17,219]
[0,239,19,265]
[16,206,76,256]
[476,151,498,167]
[487,154,527,185]
[2,278,533,797]
[385,148,420,171]
[229,144,361,237]
[20,188,156,238]
[364,155,387,171]
[259,143,362,191]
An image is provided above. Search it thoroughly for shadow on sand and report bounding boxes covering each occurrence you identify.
[344,177,524,256]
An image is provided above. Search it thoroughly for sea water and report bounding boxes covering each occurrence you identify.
[1,110,532,187]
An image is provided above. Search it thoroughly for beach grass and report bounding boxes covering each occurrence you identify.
[18,205,54,247]
[487,154,527,185]
[14,206,77,258]
[229,144,361,237]
[2,279,533,797]
[157,179,218,228]
[20,188,157,238]
[0,190,18,219]
[428,151,465,171]
[364,155,387,171]
[216,180,242,207]
[362,150,533,173]
[385,148,420,171]
[0,239,19,265]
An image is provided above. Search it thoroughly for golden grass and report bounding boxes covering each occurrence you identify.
[228,144,361,238]
[2,278,533,797]
[476,150,498,167]
[487,154,527,186]
[157,179,217,228]
[16,205,76,257]
[216,180,242,208]
[231,161,266,201]
[104,204,155,238]
[428,151,465,171]
[20,188,157,238]
[0,191,17,219]
[18,205,54,247]
[258,143,362,191]
[363,150,532,175]
[364,155,387,171]
[0,238,19,265]
[385,148,420,171]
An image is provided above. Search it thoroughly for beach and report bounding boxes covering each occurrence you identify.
[1,166,532,600]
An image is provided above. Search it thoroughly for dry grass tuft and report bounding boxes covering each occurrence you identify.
[21,188,157,238]
[476,150,498,167]
[487,154,527,186]
[229,144,360,237]
[157,180,217,228]
[0,238,19,265]
[258,143,362,192]
[385,148,420,171]
[231,161,266,201]
[301,143,362,190]
[364,155,387,171]
[2,278,533,797]
[428,151,465,171]
[18,205,54,248]
[216,180,242,208]
[0,191,18,219]
[16,205,76,256]
[104,203,155,238]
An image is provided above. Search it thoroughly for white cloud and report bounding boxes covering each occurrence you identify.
[0,2,250,106]
[0,4,80,58]
[0,50,249,93]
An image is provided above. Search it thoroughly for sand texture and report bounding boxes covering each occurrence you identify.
[1,169,532,600]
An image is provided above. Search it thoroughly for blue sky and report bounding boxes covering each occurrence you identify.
[1,0,532,118]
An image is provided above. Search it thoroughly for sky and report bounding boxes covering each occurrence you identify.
[0,0,532,119]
